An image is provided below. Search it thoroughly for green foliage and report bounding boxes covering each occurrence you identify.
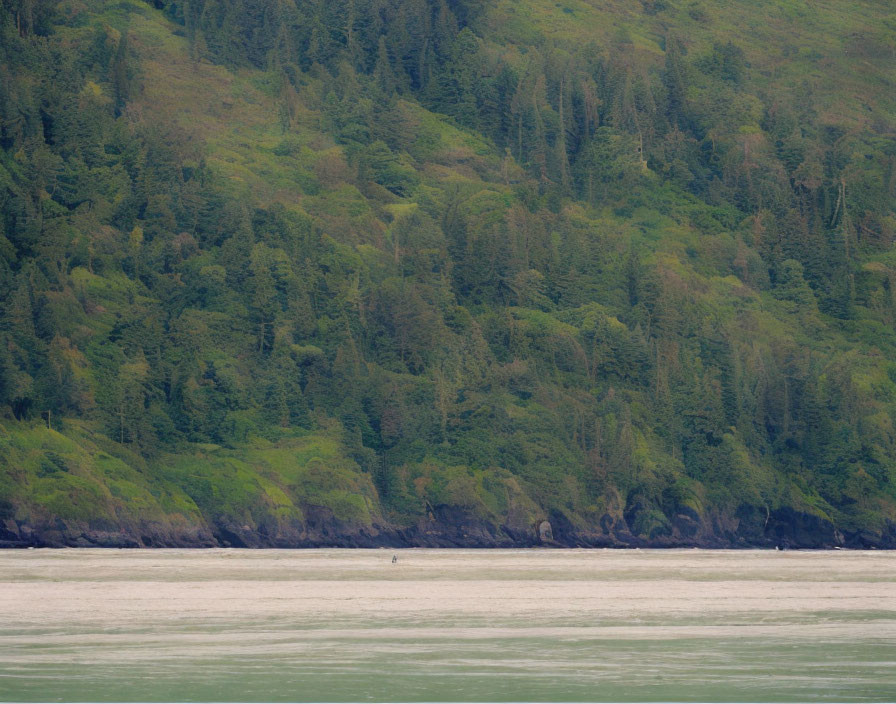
[1,0,895,543]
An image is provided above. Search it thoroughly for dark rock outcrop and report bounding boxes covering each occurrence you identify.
[0,516,217,549]
[3,503,895,549]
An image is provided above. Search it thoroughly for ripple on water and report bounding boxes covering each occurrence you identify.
[0,549,895,702]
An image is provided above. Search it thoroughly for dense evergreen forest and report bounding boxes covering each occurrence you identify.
[1,0,895,547]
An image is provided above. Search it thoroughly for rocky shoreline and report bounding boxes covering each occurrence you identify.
[3,505,895,550]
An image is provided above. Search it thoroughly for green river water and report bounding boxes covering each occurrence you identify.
[0,549,894,702]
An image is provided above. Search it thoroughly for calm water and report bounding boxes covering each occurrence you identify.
[0,549,894,702]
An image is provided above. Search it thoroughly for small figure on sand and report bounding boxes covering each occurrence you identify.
[392,554,397,564]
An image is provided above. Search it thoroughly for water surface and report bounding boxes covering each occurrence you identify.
[0,549,894,701]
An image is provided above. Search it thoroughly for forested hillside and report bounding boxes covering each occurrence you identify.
[1,0,895,548]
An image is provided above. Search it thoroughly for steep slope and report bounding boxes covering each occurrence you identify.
[1,0,895,548]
